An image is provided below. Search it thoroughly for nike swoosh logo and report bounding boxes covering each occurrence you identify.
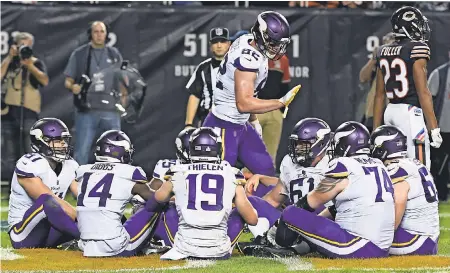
[243,57,252,62]
[22,162,28,165]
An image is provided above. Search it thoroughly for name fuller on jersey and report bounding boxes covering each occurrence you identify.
[380,46,403,57]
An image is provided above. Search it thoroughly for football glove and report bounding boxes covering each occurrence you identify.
[430,128,443,148]
[278,84,301,107]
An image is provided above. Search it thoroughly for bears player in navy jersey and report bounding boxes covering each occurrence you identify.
[373,6,443,169]
[8,118,80,249]
[203,11,301,197]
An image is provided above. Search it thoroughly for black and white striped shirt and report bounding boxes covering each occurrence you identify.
[185,58,221,118]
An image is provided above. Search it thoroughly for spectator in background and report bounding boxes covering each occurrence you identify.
[64,21,122,165]
[427,51,450,201]
[184,28,231,128]
[1,32,48,180]
[257,51,291,168]
[359,32,394,132]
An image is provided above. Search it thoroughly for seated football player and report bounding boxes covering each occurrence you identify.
[241,118,332,254]
[269,122,395,259]
[76,130,159,257]
[8,118,80,249]
[371,125,439,255]
[130,128,196,213]
[151,127,258,260]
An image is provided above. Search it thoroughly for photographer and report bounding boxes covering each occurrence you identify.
[64,21,122,165]
[1,32,48,179]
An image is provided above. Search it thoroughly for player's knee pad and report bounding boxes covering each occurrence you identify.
[275,219,300,248]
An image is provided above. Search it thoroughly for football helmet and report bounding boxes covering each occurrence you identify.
[189,127,222,163]
[288,118,332,167]
[370,125,408,161]
[29,118,72,162]
[391,6,430,41]
[333,121,371,158]
[95,130,134,164]
[175,127,196,164]
[251,11,291,60]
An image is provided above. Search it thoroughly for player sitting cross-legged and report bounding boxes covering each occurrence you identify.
[151,127,258,260]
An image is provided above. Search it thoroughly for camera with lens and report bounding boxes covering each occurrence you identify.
[18,45,33,60]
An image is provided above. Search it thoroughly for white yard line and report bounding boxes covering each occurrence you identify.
[277,257,313,271]
[2,258,215,273]
[439,213,450,218]
[1,248,24,260]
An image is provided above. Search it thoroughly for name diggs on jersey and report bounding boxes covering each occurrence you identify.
[188,164,224,171]
[91,163,115,171]
[380,46,403,57]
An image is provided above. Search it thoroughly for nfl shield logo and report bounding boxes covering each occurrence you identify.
[216,28,223,36]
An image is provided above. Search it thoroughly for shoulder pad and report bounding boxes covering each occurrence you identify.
[233,48,263,72]
[325,158,349,178]
[131,167,148,183]
[410,41,430,61]
[15,153,47,178]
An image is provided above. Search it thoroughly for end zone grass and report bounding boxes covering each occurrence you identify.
[1,195,450,273]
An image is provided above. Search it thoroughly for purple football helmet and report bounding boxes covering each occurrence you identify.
[370,125,408,161]
[95,130,134,164]
[29,118,72,162]
[175,127,196,163]
[189,127,222,163]
[333,121,371,158]
[288,118,332,167]
[251,11,290,60]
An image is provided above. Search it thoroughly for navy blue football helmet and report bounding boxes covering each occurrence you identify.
[175,127,196,163]
[391,6,430,41]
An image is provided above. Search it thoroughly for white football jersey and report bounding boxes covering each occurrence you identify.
[387,158,439,237]
[326,155,395,250]
[8,153,78,229]
[152,159,181,180]
[168,161,239,258]
[279,155,328,204]
[76,162,147,242]
[212,34,269,124]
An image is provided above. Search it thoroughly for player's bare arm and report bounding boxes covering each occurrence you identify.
[262,181,287,208]
[234,185,258,225]
[132,182,153,201]
[393,180,410,229]
[154,179,174,203]
[185,95,200,127]
[69,179,78,197]
[245,174,279,195]
[307,177,349,209]
[373,67,386,129]
[18,176,77,220]
[235,69,284,114]
[413,59,438,130]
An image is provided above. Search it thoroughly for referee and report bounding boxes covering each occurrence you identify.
[184,27,231,128]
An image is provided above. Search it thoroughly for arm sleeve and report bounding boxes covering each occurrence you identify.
[185,63,204,99]
[64,51,78,79]
[324,159,350,178]
[15,155,47,179]
[410,42,430,62]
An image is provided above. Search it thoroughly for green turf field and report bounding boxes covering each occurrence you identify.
[1,193,450,273]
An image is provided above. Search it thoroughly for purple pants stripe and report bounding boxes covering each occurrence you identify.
[389,227,438,255]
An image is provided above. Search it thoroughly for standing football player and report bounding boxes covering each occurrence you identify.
[204,11,301,197]
[270,122,395,258]
[373,6,443,169]
[243,118,332,241]
[152,127,258,260]
[8,118,80,249]
[76,130,159,257]
[371,125,439,255]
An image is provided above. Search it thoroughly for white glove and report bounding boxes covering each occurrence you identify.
[250,120,263,138]
[430,128,443,148]
[278,84,301,107]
